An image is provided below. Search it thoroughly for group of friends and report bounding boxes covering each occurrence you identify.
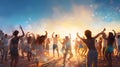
[0,26,120,67]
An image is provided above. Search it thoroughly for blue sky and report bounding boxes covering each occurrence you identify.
[0,0,120,33]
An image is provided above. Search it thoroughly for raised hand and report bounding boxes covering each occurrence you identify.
[19,25,25,37]
[112,29,116,36]
[19,25,22,30]
[103,28,106,31]
[112,29,115,32]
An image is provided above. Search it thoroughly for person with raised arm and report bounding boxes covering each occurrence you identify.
[59,38,66,56]
[29,33,36,60]
[116,35,120,59]
[63,34,73,67]
[35,31,47,66]
[77,28,105,67]
[102,29,117,67]
[25,32,33,61]
[52,32,59,57]
[1,34,11,63]
[9,25,25,67]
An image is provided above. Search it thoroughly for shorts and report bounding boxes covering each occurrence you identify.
[53,44,58,50]
[106,45,114,53]
[87,50,98,67]
[10,48,19,57]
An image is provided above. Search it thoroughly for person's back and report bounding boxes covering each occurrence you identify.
[52,32,59,57]
[10,36,19,48]
[102,30,116,67]
[53,37,58,44]
[77,29,105,67]
[83,38,96,50]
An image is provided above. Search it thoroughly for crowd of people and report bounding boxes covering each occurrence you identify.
[0,26,120,67]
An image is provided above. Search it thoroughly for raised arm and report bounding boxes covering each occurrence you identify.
[94,28,106,39]
[30,33,35,40]
[45,31,48,38]
[77,32,84,40]
[52,32,55,38]
[102,32,107,40]
[26,32,30,37]
[112,30,116,37]
[19,25,25,38]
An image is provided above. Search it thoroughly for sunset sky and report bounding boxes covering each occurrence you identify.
[0,0,120,38]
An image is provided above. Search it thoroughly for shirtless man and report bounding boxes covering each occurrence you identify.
[52,32,59,57]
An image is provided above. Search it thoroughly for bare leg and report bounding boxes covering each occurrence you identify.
[108,53,112,67]
[21,51,24,58]
[1,49,4,63]
[10,57,14,67]
[27,51,31,61]
[53,49,55,57]
[14,56,19,67]
[5,50,8,61]
[103,47,106,60]
[56,48,59,57]
[63,51,67,67]
[68,50,73,61]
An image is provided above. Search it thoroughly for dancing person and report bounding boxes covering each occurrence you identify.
[35,31,47,67]
[116,35,120,59]
[29,33,36,60]
[77,28,105,67]
[1,34,10,63]
[25,32,33,61]
[59,38,66,57]
[102,30,116,67]
[9,25,25,67]
[52,32,59,57]
[63,34,73,67]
